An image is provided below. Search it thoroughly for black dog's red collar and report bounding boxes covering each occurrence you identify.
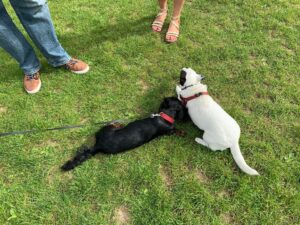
[180,91,209,106]
[159,112,174,124]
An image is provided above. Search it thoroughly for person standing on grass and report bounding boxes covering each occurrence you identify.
[0,0,89,94]
[152,0,185,43]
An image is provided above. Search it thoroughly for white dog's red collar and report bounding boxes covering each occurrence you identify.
[180,91,209,106]
[151,112,175,124]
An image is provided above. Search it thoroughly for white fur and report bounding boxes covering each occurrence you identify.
[177,68,259,175]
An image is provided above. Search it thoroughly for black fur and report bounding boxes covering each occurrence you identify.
[180,70,187,86]
[61,97,189,171]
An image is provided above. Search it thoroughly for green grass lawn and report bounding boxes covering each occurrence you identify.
[0,0,299,224]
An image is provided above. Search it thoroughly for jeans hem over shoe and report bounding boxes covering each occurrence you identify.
[24,65,41,76]
[50,55,72,67]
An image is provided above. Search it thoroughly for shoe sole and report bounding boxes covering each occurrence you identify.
[25,80,41,94]
[70,65,90,74]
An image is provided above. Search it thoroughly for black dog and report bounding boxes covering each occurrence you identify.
[61,97,189,171]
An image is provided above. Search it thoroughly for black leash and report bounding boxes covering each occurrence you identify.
[0,119,130,138]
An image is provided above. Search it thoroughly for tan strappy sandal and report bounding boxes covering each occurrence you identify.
[166,16,180,43]
[152,8,168,33]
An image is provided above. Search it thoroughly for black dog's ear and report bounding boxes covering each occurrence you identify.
[175,103,190,121]
[168,98,190,121]
[159,98,170,111]
[180,70,187,86]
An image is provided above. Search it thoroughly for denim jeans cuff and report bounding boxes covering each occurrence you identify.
[50,55,72,67]
[23,65,41,76]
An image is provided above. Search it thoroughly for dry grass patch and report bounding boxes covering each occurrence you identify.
[159,166,173,188]
[45,140,59,148]
[281,43,295,55]
[137,80,149,92]
[217,190,231,198]
[34,139,60,149]
[195,169,210,184]
[0,106,7,113]
[80,117,89,124]
[220,212,235,224]
[242,107,253,115]
[114,205,130,225]
[46,166,73,185]
[248,54,257,69]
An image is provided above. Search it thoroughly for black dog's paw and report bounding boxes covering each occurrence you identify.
[111,122,124,129]
[175,130,186,137]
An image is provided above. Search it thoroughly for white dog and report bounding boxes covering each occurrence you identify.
[176,68,259,175]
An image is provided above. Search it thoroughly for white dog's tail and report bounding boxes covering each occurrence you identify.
[230,143,259,175]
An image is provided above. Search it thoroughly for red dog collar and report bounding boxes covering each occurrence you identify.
[159,112,175,124]
[180,91,209,106]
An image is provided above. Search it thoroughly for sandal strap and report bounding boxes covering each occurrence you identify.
[170,16,180,29]
[152,8,167,29]
[152,21,164,25]
[166,32,179,37]
[172,15,180,19]
[170,20,180,30]
[152,21,163,27]
[156,8,168,17]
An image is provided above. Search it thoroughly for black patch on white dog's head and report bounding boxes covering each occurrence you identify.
[180,70,187,86]
[179,68,206,87]
[159,97,190,121]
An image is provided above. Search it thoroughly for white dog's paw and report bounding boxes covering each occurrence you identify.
[176,85,182,94]
[195,137,208,147]
[176,85,182,100]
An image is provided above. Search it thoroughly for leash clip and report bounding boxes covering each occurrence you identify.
[150,113,160,118]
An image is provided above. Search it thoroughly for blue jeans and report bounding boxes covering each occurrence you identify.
[0,0,71,75]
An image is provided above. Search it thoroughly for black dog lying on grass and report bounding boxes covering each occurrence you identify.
[61,97,189,171]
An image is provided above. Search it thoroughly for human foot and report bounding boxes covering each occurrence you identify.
[166,16,180,43]
[152,9,168,32]
[24,72,41,94]
[65,58,89,74]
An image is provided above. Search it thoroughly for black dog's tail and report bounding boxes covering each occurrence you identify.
[61,147,98,171]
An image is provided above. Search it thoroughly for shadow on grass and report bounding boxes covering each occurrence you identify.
[59,15,154,53]
[2,15,154,82]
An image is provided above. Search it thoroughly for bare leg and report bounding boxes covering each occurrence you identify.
[172,0,185,18]
[166,0,185,42]
[158,0,168,9]
[152,0,168,32]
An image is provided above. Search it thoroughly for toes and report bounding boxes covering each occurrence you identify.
[152,26,161,32]
[166,35,177,43]
[170,36,177,42]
